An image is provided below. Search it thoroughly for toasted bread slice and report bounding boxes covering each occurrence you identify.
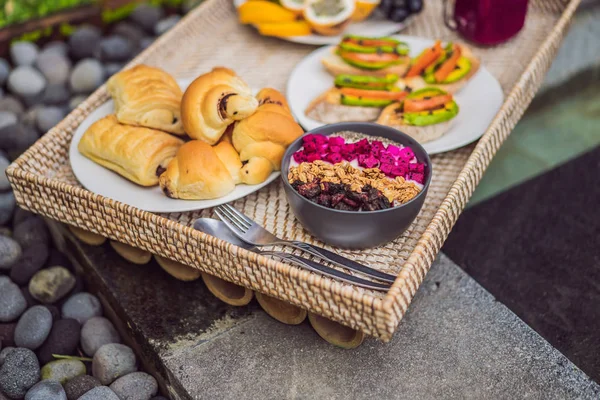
[376,102,453,144]
[322,50,411,78]
[305,88,382,123]
[400,44,480,94]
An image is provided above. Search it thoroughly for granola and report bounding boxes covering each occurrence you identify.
[288,160,421,205]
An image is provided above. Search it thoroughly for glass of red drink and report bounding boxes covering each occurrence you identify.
[443,0,529,46]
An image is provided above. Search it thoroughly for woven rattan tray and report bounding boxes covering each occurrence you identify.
[7,0,579,341]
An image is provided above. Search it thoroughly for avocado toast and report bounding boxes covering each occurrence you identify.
[376,87,459,143]
[305,73,410,123]
[400,40,480,94]
[322,35,411,77]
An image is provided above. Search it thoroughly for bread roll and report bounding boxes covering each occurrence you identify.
[232,88,304,185]
[181,67,258,145]
[305,88,382,123]
[321,49,410,77]
[107,65,184,135]
[158,140,241,200]
[78,115,184,186]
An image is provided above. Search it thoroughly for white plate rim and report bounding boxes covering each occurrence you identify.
[68,79,280,213]
[285,35,505,155]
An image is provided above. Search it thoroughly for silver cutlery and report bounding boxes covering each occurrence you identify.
[193,218,390,291]
[214,204,397,284]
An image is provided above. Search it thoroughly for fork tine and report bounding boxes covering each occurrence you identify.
[218,205,251,230]
[215,208,248,234]
[223,204,254,226]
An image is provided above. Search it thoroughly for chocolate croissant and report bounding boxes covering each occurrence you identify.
[232,88,304,185]
[107,65,185,135]
[78,115,184,186]
[158,140,242,200]
[181,67,258,145]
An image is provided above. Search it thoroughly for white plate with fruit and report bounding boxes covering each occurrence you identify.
[234,0,421,45]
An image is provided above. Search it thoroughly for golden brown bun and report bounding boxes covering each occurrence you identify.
[78,115,184,186]
[107,65,184,135]
[214,141,242,184]
[109,241,152,265]
[158,140,237,200]
[400,44,481,94]
[322,50,410,77]
[232,88,304,185]
[181,67,258,145]
[376,103,453,143]
[305,88,382,123]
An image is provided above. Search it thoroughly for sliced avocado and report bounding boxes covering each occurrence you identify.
[441,56,472,83]
[407,87,448,100]
[339,42,409,55]
[342,34,401,46]
[340,94,394,107]
[402,100,459,126]
[340,56,399,70]
[334,74,398,90]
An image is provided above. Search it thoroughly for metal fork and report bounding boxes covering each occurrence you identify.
[215,204,397,284]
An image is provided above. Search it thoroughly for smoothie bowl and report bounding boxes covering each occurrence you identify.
[281,122,432,249]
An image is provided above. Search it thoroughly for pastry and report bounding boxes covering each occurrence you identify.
[158,140,242,200]
[401,41,480,94]
[322,35,411,77]
[181,67,258,145]
[107,65,185,135]
[377,87,459,143]
[78,115,184,186]
[305,74,410,123]
[232,88,304,185]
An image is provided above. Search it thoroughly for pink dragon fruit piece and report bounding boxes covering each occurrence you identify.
[407,172,425,184]
[379,163,394,175]
[325,152,343,164]
[317,143,329,155]
[292,151,307,163]
[306,153,321,162]
[391,164,408,178]
[354,138,371,154]
[328,136,345,146]
[357,154,368,165]
[303,141,317,153]
[329,145,342,153]
[385,144,401,158]
[341,143,357,161]
[303,133,327,145]
[409,163,425,173]
[371,141,385,154]
[362,155,379,169]
[398,147,415,162]
[379,152,395,166]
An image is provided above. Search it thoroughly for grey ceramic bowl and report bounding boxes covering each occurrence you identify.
[281,122,432,249]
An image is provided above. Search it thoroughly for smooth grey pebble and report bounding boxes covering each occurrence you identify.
[70,59,104,94]
[109,372,157,400]
[36,106,65,133]
[0,96,25,116]
[77,386,120,400]
[0,191,15,226]
[81,317,120,357]
[14,305,53,349]
[36,51,71,85]
[61,292,102,324]
[68,26,101,60]
[0,277,27,322]
[63,375,101,400]
[0,58,10,86]
[0,111,17,130]
[0,236,21,270]
[130,4,164,33]
[7,66,46,98]
[99,35,133,62]
[92,343,136,385]
[10,42,39,66]
[42,84,71,106]
[0,155,10,191]
[25,379,67,400]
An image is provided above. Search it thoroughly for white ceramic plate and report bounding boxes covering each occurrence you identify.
[68,79,279,213]
[233,0,412,46]
[286,35,504,154]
